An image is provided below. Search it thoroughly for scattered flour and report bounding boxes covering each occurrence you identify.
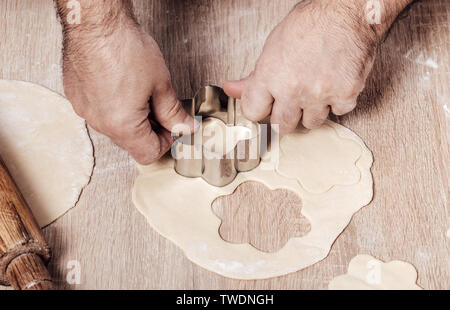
[443,104,450,118]
[212,260,266,274]
[404,49,439,69]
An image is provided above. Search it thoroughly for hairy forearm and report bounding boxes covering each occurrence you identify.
[55,0,137,46]
[55,0,139,60]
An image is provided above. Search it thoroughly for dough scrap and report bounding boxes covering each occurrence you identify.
[0,80,94,227]
[328,254,422,290]
[133,120,373,279]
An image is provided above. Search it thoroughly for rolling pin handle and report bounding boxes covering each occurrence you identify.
[0,157,53,289]
[6,253,54,290]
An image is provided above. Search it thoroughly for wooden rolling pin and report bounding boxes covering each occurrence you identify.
[0,156,53,290]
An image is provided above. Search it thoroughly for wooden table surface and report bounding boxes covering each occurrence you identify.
[0,0,449,290]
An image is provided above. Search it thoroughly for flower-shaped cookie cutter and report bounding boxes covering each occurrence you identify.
[172,85,260,187]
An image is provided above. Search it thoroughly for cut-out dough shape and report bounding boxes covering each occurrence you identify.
[328,254,423,290]
[133,120,373,279]
[277,125,362,193]
[0,80,94,227]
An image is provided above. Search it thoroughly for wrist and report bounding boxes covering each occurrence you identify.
[348,0,415,40]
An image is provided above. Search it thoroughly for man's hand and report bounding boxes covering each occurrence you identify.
[224,0,414,134]
[56,0,196,164]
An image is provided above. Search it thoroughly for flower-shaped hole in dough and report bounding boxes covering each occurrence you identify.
[212,181,311,253]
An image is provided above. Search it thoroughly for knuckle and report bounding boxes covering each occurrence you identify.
[338,81,364,100]
[331,105,345,115]
[303,117,324,129]
[332,100,357,115]
[164,98,183,119]
[340,89,359,101]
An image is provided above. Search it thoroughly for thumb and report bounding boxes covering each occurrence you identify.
[151,83,199,135]
[223,78,247,99]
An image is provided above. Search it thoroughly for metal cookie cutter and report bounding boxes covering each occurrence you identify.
[173,85,260,187]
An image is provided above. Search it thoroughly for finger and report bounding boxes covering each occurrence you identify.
[270,99,303,135]
[223,79,247,99]
[241,78,274,122]
[115,119,172,165]
[330,97,357,116]
[151,82,199,134]
[149,119,174,151]
[301,105,330,129]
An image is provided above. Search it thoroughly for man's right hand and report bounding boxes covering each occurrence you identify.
[57,0,196,165]
[224,0,414,134]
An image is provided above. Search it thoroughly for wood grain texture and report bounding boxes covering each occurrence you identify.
[0,0,449,289]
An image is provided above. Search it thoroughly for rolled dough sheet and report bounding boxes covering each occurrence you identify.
[328,254,423,290]
[133,120,373,279]
[0,80,94,227]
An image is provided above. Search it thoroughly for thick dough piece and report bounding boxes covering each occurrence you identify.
[0,80,94,227]
[328,255,422,290]
[133,121,373,279]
